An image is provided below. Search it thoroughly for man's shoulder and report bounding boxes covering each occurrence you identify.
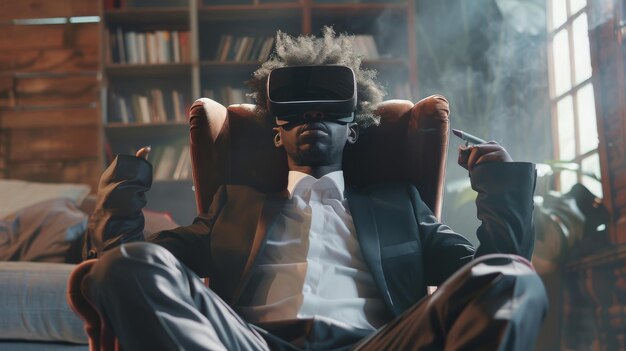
[347,181,419,197]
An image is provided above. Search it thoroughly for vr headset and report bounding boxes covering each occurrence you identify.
[266,65,357,126]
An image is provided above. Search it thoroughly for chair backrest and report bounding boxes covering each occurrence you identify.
[188,95,450,219]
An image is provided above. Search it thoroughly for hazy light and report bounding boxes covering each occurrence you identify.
[569,0,586,14]
[69,16,100,24]
[572,13,592,84]
[557,95,575,160]
[13,16,100,25]
[582,153,602,197]
[552,29,572,96]
[14,17,67,25]
[576,83,598,154]
[551,0,567,29]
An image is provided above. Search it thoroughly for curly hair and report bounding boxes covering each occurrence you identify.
[246,26,386,128]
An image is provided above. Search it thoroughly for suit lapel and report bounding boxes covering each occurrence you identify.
[347,188,396,315]
[231,190,287,303]
[210,186,286,304]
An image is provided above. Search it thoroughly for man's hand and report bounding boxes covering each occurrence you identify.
[457,141,513,172]
[135,146,151,160]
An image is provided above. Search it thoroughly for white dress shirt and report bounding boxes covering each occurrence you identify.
[236,171,387,330]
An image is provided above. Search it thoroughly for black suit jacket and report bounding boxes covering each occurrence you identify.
[84,155,536,319]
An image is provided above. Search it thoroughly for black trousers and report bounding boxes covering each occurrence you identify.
[84,242,547,351]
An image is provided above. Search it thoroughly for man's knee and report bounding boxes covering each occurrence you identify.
[437,254,548,314]
[467,254,548,315]
[85,242,177,295]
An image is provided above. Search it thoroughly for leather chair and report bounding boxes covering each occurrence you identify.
[67,94,451,351]
[189,95,450,218]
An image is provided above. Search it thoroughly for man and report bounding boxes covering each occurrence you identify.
[82,28,546,350]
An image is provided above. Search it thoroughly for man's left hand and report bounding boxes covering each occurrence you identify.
[457,141,513,172]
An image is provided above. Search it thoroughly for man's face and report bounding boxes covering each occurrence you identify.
[274,111,358,168]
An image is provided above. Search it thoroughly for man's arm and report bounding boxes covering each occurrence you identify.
[418,143,536,286]
[82,149,224,277]
[82,154,151,260]
[471,162,536,259]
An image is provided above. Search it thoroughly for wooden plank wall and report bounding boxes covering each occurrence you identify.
[0,0,102,191]
[588,1,626,243]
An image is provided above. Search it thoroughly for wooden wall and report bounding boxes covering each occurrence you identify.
[0,0,102,190]
[589,1,626,243]
[560,2,626,350]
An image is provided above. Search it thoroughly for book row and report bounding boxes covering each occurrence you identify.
[213,35,275,62]
[149,144,192,181]
[352,35,381,60]
[108,89,187,124]
[202,86,254,106]
[104,0,188,10]
[108,29,191,64]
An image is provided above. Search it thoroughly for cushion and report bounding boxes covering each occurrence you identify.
[0,180,90,219]
[0,262,87,344]
[0,198,86,263]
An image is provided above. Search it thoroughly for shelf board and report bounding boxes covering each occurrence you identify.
[311,2,408,16]
[105,122,188,140]
[198,3,301,21]
[199,60,262,75]
[106,121,188,128]
[565,244,626,271]
[104,7,189,25]
[105,63,192,78]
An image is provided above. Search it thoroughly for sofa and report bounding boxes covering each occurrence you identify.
[0,180,179,350]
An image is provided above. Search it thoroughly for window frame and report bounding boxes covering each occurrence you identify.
[547,0,601,195]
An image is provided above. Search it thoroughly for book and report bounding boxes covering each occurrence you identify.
[147,32,157,64]
[179,31,190,62]
[138,95,151,123]
[219,35,233,62]
[116,28,126,63]
[161,31,171,63]
[150,89,167,122]
[119,96,129,123]
[137,32,147,63]
[229,37,243,61]
[248,36,264,61]
[258,37,274,61]
[154,145,179,180]
[173,145,190,179]
[172,30,181,63]
[124,31,136,64]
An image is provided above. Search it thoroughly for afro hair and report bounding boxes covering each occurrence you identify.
[246,26,386,128]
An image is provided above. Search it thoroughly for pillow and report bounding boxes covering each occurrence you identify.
[0,180,90,219]
[0,262,87,344]
[0,198,86,263]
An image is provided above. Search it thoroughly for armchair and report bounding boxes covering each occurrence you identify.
[67,95,451,351]
[189,95,450,219]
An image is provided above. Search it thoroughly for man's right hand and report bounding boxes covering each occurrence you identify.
[136,146,151,160]
[457,142,512,172]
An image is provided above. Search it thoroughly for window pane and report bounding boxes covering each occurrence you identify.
[560,170,578,193]
[557,95,576,160]
[572,13,592,84]
[569,0,586,14]
[552,0,568,29]
[577,83,598,153]
[553,29,572,96]
[581,153,603,197]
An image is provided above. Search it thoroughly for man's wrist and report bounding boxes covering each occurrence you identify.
[470,162,536,194]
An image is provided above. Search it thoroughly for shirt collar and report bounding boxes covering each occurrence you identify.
[287,171,345,201]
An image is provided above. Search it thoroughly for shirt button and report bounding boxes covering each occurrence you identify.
[303,285,312,293]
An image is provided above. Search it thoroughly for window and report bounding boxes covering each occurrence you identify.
[548,0,602,197]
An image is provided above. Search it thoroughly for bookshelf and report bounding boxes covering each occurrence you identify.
[100,0,418,186]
